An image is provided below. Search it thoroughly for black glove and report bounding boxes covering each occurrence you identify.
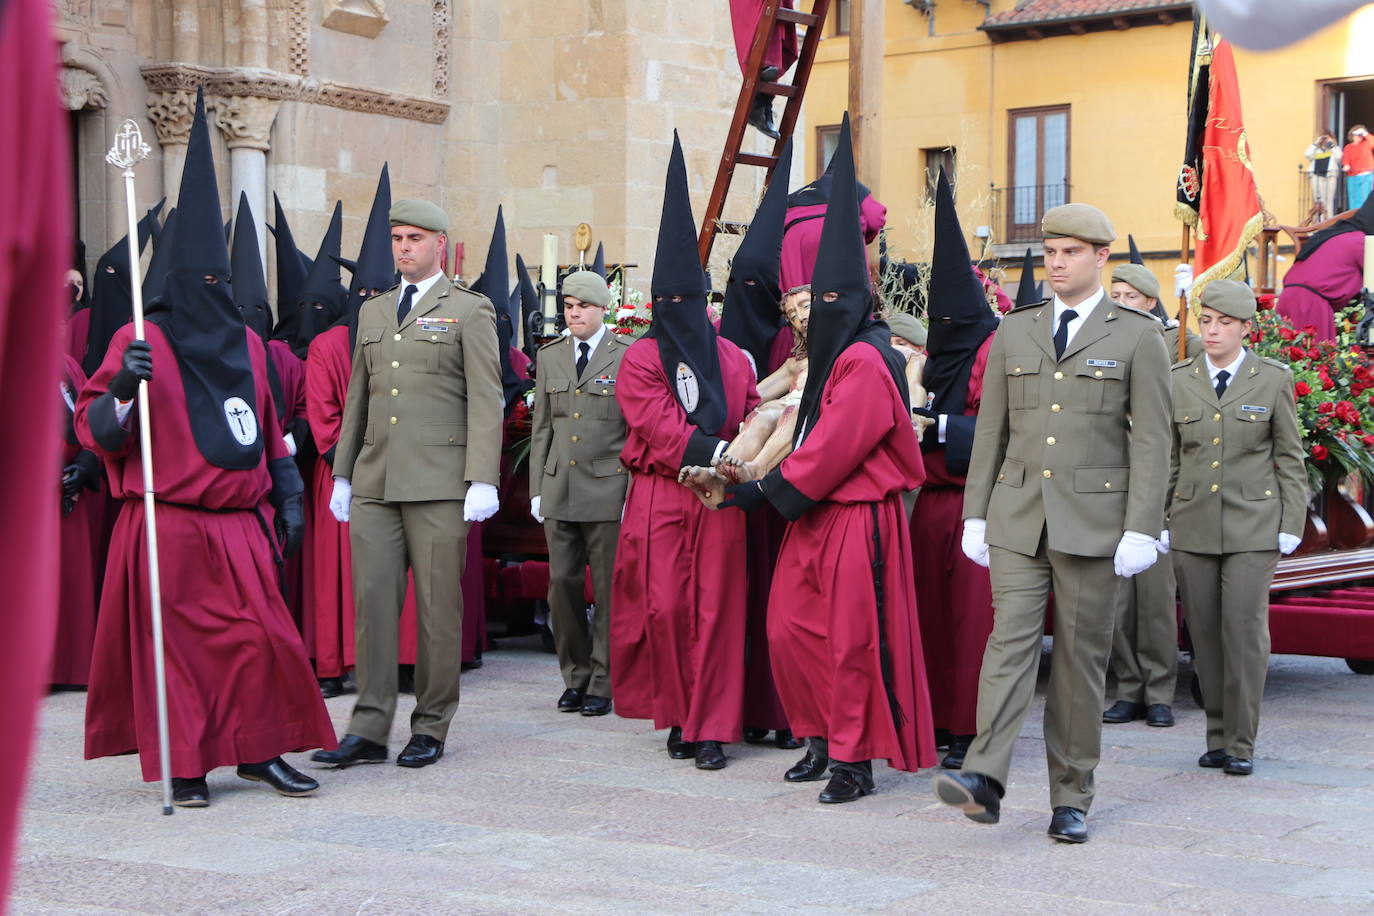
[274,493,305,559]
[61,451,101,500]
[109,339,153,400]
[720,480,767,512]
[911,406,936,421]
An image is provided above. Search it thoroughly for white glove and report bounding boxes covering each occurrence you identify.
[1157,530,1171,555]
[530,495,544,524]
[1174,263,1194,298]
[961,518,990,568]
[464,482,500,522]
[329,476,351,523]
[1114,530,1160,578]
[1278,532,1301,555]
[283,431,298,457]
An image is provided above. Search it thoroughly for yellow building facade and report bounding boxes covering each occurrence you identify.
[803,0,1374,299]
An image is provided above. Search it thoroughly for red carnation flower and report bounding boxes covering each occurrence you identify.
[1311,444,1329,460]
[1277,326,1298,341]
[1286,346,1308,362]
[1256,293,1276,311]
[1295,380,1311,396]
[1317,401,1335,414]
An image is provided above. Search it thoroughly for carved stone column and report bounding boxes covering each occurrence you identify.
[145,88,198,205]
[213,95,282,261]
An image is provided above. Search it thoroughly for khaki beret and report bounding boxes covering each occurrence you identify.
[561,270,611,309]
[1042,203,1116,245]
[1110,263,1160,300]
[1200,278,1256,321]
[389,199,449,233]
[885,312,927,347]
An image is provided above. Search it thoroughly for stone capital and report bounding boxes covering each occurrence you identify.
[145,88,199,147]
[61,66,108,111]
[212,95,283,151]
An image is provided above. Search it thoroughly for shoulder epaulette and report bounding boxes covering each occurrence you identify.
[537,336,565,351]
[1171,356,1197,370]
[1006,298,1049,315]
[1259,355,1290,371]
[367,283,399,301]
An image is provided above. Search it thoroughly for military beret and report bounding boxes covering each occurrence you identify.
[1110,263,1160,300]
[389,199,450,233]
[885,312,927,348]
[1200,278,1256,321]
[561,270,611,309]
[1042,203,1116,245]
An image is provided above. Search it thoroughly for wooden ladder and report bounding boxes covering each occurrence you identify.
[697,0,834,266]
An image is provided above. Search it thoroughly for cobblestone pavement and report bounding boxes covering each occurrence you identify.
[11,638,1374,914]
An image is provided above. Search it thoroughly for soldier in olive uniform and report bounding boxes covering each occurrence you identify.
[529,270,630,717]
[1101,263,1200,728]
[1165,279,1306,777]
[934,204,1172,844]
[313,199,504,770]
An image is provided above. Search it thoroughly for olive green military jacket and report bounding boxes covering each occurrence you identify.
[334,274,504,502]
[963,295,1173,557]
[529,331,630,522]
[1167,350,1308,554]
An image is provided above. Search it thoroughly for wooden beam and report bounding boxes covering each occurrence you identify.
[1112,16,1130,30]
[1027,26,1043,40]
[847,0,884,197]
[1158,10,1175,25]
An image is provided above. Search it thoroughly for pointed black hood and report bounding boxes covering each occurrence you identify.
[342,164,396,336]
[590,242,606,279]
[294,201,347,356]
[141,205,177,306]
[1295,192,1374,262]
[230,193,272,341]
[922,167,999,427]
[721,138,793,375]
[270,193,314,346]
[471,206,526,414]
[148,87,263,470]
[1014,247,1040,308]
[787,134,872,208]
[515,252,541,353]
[643,132,726,436]
[795,112,907,448]
[83,199,163,376]
[1128,234,1145,265]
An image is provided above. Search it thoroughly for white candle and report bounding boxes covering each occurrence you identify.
[541,233,558,320]
[1365,236,1374,292]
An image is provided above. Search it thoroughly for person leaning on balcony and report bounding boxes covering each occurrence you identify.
[932,203,1172,845]
[528,270,630,719]
[1342,125,1374,210]
[1099,263,1199,731]
[1164,279,1307,779]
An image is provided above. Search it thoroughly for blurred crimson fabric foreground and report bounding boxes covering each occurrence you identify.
[0,0,72,909]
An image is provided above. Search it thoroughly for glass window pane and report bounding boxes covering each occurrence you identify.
[1013,116,1038,222]
[1043,112,1068,205]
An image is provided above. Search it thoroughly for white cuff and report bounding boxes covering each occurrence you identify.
[711,440,728,466]
[937,414,948,443]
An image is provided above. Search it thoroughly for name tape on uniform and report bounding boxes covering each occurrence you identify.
[1085,359,1118,368]
[1241,405,1268,413]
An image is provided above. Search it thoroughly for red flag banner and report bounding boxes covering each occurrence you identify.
[1190,37,1264,308]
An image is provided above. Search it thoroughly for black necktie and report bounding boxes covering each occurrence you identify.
[1214,369,1230,399]
[576,341,590,378]
[396,284,418,326]
[1053,309,1078,359]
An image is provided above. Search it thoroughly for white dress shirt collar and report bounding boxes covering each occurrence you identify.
[1051,286,1105,350]
[398,270,444,315]
[1206,347,1247,383]
[573,323,607,370]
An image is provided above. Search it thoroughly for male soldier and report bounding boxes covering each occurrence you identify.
[934,203,1172,844]
[529,270,629,717]
[1101,262,1200,728]
[313,199,504,770]
[1166,279,1306,777]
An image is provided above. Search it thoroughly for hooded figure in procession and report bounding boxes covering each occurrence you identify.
[75,88,335,807]
[610,132,761,771]
[724,114,936,803]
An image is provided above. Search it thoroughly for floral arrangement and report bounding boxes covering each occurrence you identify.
[607,275,652,338]
[1247,298,1374,492]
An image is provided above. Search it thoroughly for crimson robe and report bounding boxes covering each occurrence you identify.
[911,335,995,736]
[780,195,887,292]
[729,0,798,74]
[269,337,311,634]
[54,355,98,686]
[766,343,936,770]
[65,307,90,366]
[1277,231,1364,342]
[76,322,336,780]
[612,336,759,742]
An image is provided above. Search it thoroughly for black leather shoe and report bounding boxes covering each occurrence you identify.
[580,695,612,717]
[1048,806,1088,843]
[774,728,804,750]
[1102,700,1145,723]
[1144,704,1175,727]
[743,726,770,744]
[695,740,727,770]
[237,757,319,796]
[666,726,696,760]
[319,676,346,698]
[311,734,387,768]
[941,734,973,770]
[1224,756,1254,776]
[784,739,829,782]
[759,65,780,83]
[818,763,874,804]
[747,95,781,139]
[933,770,1002,824]
[172,776,209,808]
[460,657,483,672]
[934,727,953,751]
[397,734,444,768]
[1198,748,1229,769]
[557,687,585,712]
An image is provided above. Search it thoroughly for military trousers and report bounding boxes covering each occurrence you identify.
[963,536,1123,813]
[544,518,619,698]
[1110,555,1179,706]
[1173,549,1277,759]
[347,496,468,745]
